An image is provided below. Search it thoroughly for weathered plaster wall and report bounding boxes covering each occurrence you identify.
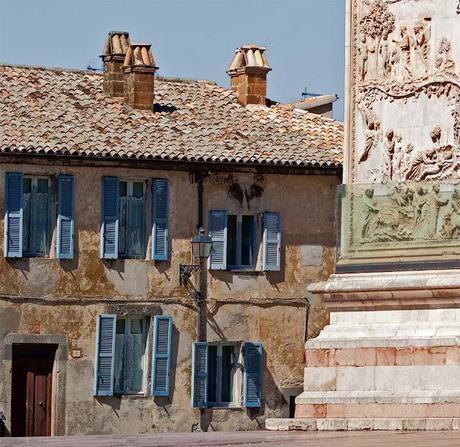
[0,161,339,434]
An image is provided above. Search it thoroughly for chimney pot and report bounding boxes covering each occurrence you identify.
[100,31,130,97]
[227,44,271,106]
[122,42,158,110]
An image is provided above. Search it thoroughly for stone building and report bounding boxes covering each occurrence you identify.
[0,32,343,436]
[268,0,460,433]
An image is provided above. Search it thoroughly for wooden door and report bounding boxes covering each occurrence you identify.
[11,345,55,437]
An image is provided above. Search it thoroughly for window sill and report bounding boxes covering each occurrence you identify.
[226,269,262,275]
[207,405,243,411]
[114,393,148,399]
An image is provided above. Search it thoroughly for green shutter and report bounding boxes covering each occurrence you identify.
[4,172,23,258]
[151,315,172,397]
[101,177,119,259]
[208,210,227,270]
[243,342,262,408]
[93,314,117,396]
[263,212,281,271]
[56,175,74,259]
[192,342,208,408]
[151,179,169,261]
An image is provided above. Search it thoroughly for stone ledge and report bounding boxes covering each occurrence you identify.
[265,417,460,432]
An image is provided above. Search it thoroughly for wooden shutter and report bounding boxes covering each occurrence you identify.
[208,210,227,270]
[93,314,117,396]
[191,342,208,408]
[262,212,281,271]
[243,342,263,408]
[100,177,119,259]
[56,175,74,259]
[151,179,169,261]
[4,172,23,258]
[151,315,172,397]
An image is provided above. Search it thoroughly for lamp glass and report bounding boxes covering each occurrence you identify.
[191,229,213,260]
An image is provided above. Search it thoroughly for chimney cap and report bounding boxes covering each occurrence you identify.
[123,42,158,70]
[101,31,130,58]
[227,44,271,74]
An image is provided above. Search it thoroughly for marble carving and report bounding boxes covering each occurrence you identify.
[351,0,460,184]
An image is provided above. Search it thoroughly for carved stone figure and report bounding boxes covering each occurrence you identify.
[392,134,404,182]
[413,20,431,77]
[358,34,369,82]
[425,184,449,238]
[441,188,460,237]
[436,37,455,73]
[382,129,396,183]
[399,25,413,80]
[359,107,381,163]
[362,188,379,239]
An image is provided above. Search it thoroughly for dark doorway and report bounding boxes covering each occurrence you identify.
[11,344,57,437]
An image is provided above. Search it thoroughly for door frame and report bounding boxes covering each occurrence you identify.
[3,334,67,436]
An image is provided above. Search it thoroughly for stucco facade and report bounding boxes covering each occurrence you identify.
[0,158,339,435]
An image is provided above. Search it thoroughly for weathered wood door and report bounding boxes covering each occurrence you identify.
[11,345,55,437]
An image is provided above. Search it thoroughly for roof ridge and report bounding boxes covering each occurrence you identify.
[0,62,103,75]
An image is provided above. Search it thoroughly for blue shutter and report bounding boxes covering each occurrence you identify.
[191,342,208,408]
[151,315,172,397]
[4,172,23,258]
[151,179,169,261]
[93,314,116,397]
[263,212,281,271]
[208,210,227,270]
[56,175,74,259]
[243,342,263,408]
[100,177,119,259]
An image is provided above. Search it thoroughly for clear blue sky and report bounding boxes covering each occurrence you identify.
[0,0,345,119]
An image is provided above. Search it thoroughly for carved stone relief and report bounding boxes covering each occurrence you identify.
[341,182,460,260]
[351,0,460,184]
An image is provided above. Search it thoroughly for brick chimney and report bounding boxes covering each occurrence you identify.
[122,42,158,110]
[100,31,130,97]
[227,44,271,106]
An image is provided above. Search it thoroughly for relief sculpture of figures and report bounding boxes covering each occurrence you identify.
[362,188,379,239]
[359,107,381,163]
[413,20,431,77]
[441,187,460,237]
[435,37,455,73]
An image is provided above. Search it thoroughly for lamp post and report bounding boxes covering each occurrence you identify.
[179,228,213,342]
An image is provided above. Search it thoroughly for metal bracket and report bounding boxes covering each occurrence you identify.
[179,264,203,303]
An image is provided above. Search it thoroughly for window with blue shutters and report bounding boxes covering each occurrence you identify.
[262,212,281,271]
[101,177,147,259]
[94,314,117,397]
[243,342,263,408]
[4,172,23,258]
[151,179,169,261]
[56,175,74,259]
[151,315,172,397]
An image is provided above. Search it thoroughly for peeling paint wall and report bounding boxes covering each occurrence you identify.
[0,161,339,434]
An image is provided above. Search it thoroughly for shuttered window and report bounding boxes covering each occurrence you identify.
[262,212,281,271]
[208,210,227,270]
[151,315,172,397]
[192,342,208,408]
[56,175,74,259]
[243,342,263,408]
[93,314,117,396]
[101,177,119,259]
[114,317,148,394]
[4,172,23,258]
[118,180,145,259]
[151,179,169,261]
[22,176,50,257]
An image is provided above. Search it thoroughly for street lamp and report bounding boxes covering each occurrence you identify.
[191,228,213,261]
[179,227,212,342]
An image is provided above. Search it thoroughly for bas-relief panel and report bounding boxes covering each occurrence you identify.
[340,182,460,261]
[352,0,460,184]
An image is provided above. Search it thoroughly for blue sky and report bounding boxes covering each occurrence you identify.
[0,0,345,119]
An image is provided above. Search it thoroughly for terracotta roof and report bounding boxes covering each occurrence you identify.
[0,64,343,168]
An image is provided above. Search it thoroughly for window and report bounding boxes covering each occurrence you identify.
[192,341,263,409]
[93,314,173,397]
[208,210,281,271]
[227,214,257,269]
[114,317,148,394]
[207,343,237,407]
[4,172,75,259]
[100,177,169,260]
[22,176,50,257]
[118,180,145,259]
